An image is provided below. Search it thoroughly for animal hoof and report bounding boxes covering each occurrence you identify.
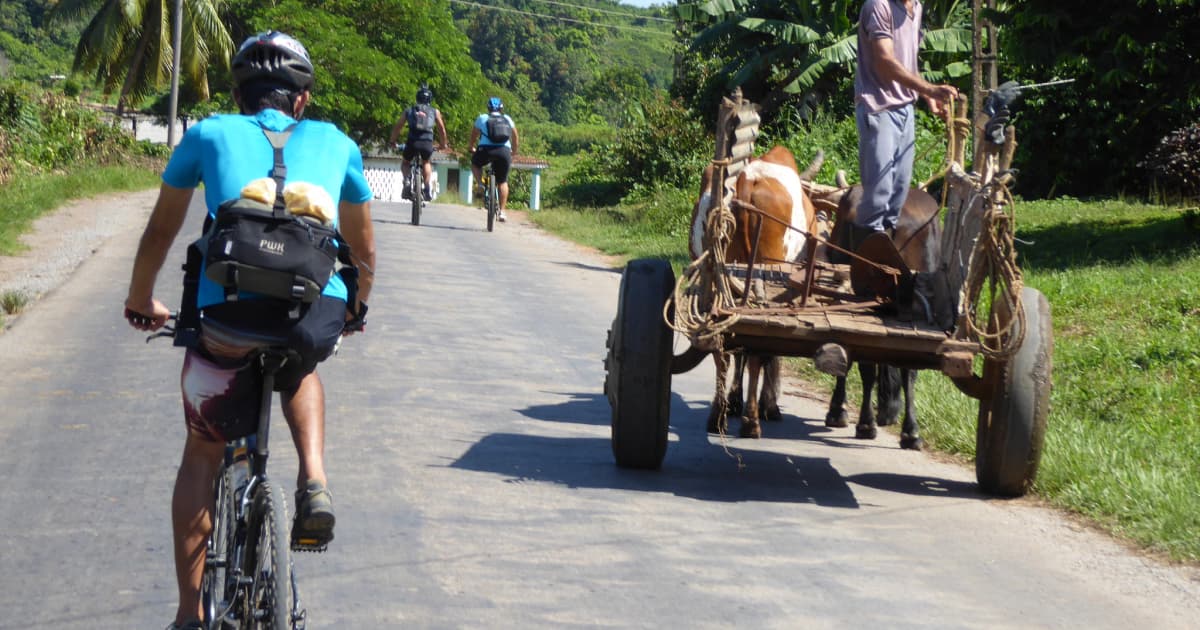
[900,434,926,450]
[855,424,878,440]
[739,421,762,439]
[764,406,783,422]
[876,415,898,427]
[825,411,848,428]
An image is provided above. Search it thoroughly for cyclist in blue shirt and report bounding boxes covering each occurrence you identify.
[123,31,376,630]
[468,97,519,221]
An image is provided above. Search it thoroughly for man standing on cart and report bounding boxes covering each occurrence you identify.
[852,0,958,244]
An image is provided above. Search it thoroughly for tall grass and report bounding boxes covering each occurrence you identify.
[0,165,161,255]
[533,192,1200,563]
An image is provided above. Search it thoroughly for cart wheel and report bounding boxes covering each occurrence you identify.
[605,259,674,469]
[976,287,1053,496]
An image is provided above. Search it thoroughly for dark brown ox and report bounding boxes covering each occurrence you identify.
[691,146,821,438]
[824,184,942,449]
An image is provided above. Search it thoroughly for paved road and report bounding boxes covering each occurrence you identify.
[0,197,1197,629]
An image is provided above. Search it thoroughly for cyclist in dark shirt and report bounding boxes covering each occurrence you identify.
[388,84,449,201]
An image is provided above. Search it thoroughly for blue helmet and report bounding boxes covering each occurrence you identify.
[487,97,503,113]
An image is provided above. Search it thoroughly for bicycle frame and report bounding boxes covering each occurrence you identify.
[202,347,306,630]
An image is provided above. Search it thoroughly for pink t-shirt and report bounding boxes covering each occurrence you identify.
[855,0,923,113]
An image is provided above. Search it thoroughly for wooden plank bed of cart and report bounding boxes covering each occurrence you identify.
[603,92,1053,497]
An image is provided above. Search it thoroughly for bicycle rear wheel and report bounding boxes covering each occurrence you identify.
[485,176,496,232]
[244,480,294,629]
[410,164,422,226]
[202,465,237,626]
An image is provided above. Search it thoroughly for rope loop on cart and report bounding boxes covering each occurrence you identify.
[960,178,1026,359]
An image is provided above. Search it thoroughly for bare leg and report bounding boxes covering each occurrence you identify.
[281,371,327,489]
[171,432,225,625]
[498,182,509,213]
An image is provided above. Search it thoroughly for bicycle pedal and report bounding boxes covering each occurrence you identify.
[291,540,328,553]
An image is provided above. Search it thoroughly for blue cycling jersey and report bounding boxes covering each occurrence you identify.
[474,113,515,148]
[162,109,372,308]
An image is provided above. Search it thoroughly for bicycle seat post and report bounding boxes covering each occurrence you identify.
[252,350,287,477]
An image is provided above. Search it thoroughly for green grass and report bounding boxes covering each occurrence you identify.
[534,193,1200,563]
[0,164,161,255]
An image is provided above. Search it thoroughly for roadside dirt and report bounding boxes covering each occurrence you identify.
[0,188,157,330]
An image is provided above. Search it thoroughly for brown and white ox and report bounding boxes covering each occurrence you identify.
[824,184,942,450]
[690,146,822,438]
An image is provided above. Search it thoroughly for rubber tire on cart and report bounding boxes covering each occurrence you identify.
[976,286,1053,497]
[605,258,674,469]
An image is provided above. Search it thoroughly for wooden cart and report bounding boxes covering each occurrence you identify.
[603,93,1052,497]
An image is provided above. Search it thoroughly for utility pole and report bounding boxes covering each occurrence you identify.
[166,0,183,147]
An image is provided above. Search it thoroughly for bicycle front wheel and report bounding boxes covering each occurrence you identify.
[202,465,237,626]
[244,480,294,629]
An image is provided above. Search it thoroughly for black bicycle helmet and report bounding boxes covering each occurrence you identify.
[416,84,433,104]
[487,97,503,112]
[231,31,315,91]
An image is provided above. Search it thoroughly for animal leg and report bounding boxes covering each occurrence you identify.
[760,355,783,422]
[825,374,849,428]
[855,362,879,440]
[740,356,763,438]
[707,352,730,434]
[898,368,926,450]
[726,353,746,417]
[876,365,902,426]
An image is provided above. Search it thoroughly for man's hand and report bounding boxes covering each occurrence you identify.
[124,298,170,331]
[925,84,959,120]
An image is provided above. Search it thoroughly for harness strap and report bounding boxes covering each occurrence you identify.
[261,123,299,217]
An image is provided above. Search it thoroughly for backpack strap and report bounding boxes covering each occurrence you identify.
[261,123,299,218]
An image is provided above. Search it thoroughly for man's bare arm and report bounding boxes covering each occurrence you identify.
[338,200,376,320]
[125,183,194,329]
[868,37,958,115]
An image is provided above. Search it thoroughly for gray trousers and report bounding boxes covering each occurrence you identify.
[855,101,916,231]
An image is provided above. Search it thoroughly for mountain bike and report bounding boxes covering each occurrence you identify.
[481,163,498,232]
[408,153,424,226]
[151,316,309,629]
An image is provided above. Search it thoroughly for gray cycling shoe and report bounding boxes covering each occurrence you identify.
[292,479,335,551]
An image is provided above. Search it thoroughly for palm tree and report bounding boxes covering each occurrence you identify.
[677,0,973,117]
[48,0,233,114]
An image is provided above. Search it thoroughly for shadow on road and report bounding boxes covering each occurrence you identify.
[477,390,984,506]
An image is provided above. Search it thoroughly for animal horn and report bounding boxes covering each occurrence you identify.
[798,149,825,181]
[836,169,848,188]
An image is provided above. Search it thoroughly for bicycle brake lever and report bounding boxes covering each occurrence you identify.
[145,324,176,343]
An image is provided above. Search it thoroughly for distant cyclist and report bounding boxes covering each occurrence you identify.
[388,83,449,201]
[468,96,519,221]
[122,31,376,630]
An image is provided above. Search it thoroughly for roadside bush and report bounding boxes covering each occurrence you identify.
[1140,122,1200,203]
[550,95,709,207]
[0,80,141,184]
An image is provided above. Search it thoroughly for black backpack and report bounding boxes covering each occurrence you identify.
[202,124,352,305]
[409,104,435,134]
[485,112,512,144]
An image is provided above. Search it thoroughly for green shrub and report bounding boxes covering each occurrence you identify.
[0,80,140,183]
[1140,122,1200,203]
